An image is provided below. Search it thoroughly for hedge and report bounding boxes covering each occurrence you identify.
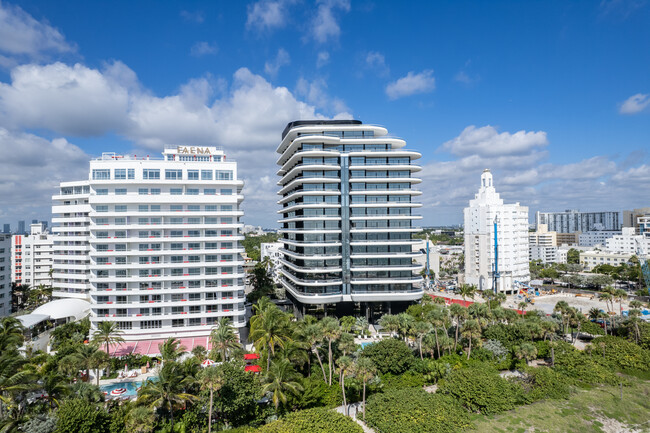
[256,408,363,433]
[365,388,471,433]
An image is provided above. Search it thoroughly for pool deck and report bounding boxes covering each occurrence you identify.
[98,367,159,386]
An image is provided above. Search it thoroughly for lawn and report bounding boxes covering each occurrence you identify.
[470,377,650,433]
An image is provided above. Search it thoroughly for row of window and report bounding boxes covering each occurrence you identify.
[112,315,244,330]
[95,254,235,265]
[95,204,235,213]
[94,229,234,238]
[92,168,234,181]
[94,266,240,278]
[94,242,235,251]
[95,280,239,290]
[95,187,233,196]
[95,217,234,225]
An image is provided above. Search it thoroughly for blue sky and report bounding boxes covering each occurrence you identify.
[0,0,649,228]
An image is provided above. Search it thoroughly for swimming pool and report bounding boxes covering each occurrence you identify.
[100,377,157,398]
[359,342,374,349]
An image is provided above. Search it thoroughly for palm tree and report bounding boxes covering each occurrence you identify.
[518,301,528,312]
[0,352,32,418]
[41,373,70,408]
[199,367,224,433]
[89,349,109,385]
[158,337,186,364]
[320,317,341,385]
[210,317,241,362]
[354,317,369,336]
[458,284,476,302]
[353,357,376,421]
[192,345,207,361]
[378,314,399,337]
[540,320,558,342]
[613,288,628,315]
[261,359,303,411]
[303,323,327,382]
[126,406,156,433]
[396,313,415,342]
[336,356,353,416]
[449,303,468,352]
[588,307,601,321]
[460,319,481,360]
[250,304,293,371]
[0,317,24,351]
[513,343,538,365]
[413,321,432,360]
[598,292,613,314]
[138,363,197,431]
[340,316,356,333]
[91,321,124,376]
[553,300,570,334]
[73,343,101,381]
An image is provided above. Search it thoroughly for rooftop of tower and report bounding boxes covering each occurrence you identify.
[281,119,362,139]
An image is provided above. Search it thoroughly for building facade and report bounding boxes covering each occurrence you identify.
[580,250,633,271]
[11,223,54,289]
[606,227,650,255]
[0,235,10,316]
[535,210,620,233]
[56,146,245,341]
[464,170,530,293]
[261,242,283,284]
[578,230,621,247]
[276,120,423,315]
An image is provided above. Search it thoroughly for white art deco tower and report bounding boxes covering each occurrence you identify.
[276,120,423,316]
[464,169,529,293]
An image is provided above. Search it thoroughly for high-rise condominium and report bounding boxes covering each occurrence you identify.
[464,170,530,293]
[53,146,245,341]
[276,120,423,317]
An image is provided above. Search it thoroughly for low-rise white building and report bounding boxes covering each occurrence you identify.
[580,250,633,271]
[606,227,650,255]
[579,230,621,247]
[0,235,11,316]
[261,242,283,283]
[529,224,558,263]
[11,223,54,289]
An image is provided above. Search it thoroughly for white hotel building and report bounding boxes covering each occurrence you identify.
[53,146,245,342]
[276,120,423,316]
[464,170,530,293]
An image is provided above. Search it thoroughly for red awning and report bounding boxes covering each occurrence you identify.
[243,353,260,360]
[245,365,262,373]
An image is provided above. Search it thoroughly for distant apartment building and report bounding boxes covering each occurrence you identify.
[55,146,245,341]
[261,242,283,283]
[11,223,54,288]
[556,232,580,246]
[578,230,621,247]
[276,120,423,315]
[529,224,558,263]
[535,209,620,233]
[17,221,25,235]
[580,250,632,271]
[623,208,650,230]
[606,227,650,255]
[0,235,11,316]
[464,169,529,293]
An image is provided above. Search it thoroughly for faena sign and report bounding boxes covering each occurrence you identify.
[176,146,212,155]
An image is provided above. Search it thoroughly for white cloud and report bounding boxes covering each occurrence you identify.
[365,51,389,76]
[295,76,352,118]
[619,93,650,114]
[190,41,218,57]
[311,0,351,43]
[0,2,75,62]
[246,0,295,32]
[385,70,435,100]
[441,125,548,157]
[264,48,290,78]
[0,62,131,136]
[180,10,204,23]
[317,51,330,68]
[0,127,89,223]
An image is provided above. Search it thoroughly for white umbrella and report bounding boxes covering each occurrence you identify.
[201,359,215,367]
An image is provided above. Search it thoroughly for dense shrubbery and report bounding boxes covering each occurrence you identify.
[482,323,529,349]
[380,371,425,390]
[590,336,650,371]
[255,408,363,433]
[517,366,571,402]
[360,338,414,375]
[553,341,620,385]
[55,399,110,433]
[437,364,523,414]
[365,388,471,433]
[295,376,343,409]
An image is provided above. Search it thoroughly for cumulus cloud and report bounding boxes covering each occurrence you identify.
[385,70,435,100]
[441,125,548,157]
[295,76,352,118]
[0,127,89,222]
[264,48,290,78]
[246,0,295,32]
[190,41,218,57]
[419,125,650,225]
[619,93,650,114]
[311,0,351,43]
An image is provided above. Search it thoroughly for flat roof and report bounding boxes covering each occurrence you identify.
[281,119,362,139]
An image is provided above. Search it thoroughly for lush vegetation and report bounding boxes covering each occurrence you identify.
[2,289,650,433]
[242,233,280,262]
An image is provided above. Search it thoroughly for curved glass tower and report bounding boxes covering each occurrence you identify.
[276,120,423,315]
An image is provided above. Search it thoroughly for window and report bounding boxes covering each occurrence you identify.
[188,205,200,212]
[96,189,108,195]
[204,188,216,195]
[114,169,126,179]
[171,205,182,212]
[220,189,232,195]
[139,205,149,212]
[92,169,110,180]
[165,169,182,180]
[138,218,149,225]
[115,188,127,195]
[170,188,182,195]
[205,205,217,212]
[171,243,183,250]
[115,205,127,212]
[151,205,160,212]
[96,205,108,213]
[186,188,199,195]
[201,170,213,180]
[141,320,162,329]
[96,217,108,225]
[139,188,148,195]
[150,188,161,195]
[172,319,184,328]
[187,170,199,180]
[115,244,127,251]
[143,169,160,180]
[128,169,135,179]
[216,170,233,180]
